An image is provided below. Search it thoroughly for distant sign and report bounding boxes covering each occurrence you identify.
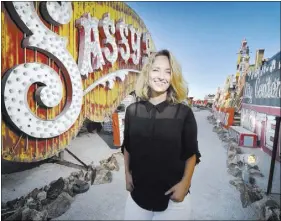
[243,51,281,107]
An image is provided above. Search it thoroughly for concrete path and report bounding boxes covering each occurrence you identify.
[187,110,257,220]
[3,109,274,220]
[57,109,260,220]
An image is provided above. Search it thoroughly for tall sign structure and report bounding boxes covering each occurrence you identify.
[233,39,251,112]
[1,2,156,162]
[241,47,281,158]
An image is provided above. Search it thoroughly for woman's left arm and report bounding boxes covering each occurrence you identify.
[180,154,197,190]
[165,107,201,201]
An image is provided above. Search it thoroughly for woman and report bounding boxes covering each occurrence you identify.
[122,49,201,220]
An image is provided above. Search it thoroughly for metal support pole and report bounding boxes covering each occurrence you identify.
[49,149,96,184]
[64,148,89,169]
[58,151,64,160]
[266,116,281,195]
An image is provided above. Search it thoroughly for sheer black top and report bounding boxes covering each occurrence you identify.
[121,100,201,212]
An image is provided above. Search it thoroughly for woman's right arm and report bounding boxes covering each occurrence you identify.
[124,148,131,175]
[122,106,134,191]
[124,149,134,192]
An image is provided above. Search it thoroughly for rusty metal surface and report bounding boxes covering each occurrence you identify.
[1,2,154,162]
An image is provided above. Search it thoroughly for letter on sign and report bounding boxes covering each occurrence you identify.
[116,19,130,63]
[99,13,118,65]
[76,13,105,77]
[40,2,72,26]
[128,25,141,65]
[3,2,83,138]
[141,32,152,65]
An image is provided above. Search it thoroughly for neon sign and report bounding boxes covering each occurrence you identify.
[2,2,151,139]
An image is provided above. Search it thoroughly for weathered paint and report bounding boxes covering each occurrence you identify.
[240,105,280,161]
[1,2,155,162]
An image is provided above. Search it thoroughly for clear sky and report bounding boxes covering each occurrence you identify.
[126,2,280,99]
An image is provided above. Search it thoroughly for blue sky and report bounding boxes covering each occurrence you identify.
[126,2,280,99]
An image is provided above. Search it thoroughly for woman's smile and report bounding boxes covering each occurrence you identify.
[153,80,168,87]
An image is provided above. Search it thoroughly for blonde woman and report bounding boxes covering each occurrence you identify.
[122,49,201,220]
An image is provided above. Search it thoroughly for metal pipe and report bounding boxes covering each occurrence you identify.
[65,148,89,169]
[266,116,281,195]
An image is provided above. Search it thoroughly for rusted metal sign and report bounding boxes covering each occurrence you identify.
[1,2,155,162]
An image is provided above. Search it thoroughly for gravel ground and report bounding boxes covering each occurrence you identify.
[3,109,278,220]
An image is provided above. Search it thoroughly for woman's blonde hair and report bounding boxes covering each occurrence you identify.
[135,49,188,104]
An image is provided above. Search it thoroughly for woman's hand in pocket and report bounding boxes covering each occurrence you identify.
[165,181,190,202]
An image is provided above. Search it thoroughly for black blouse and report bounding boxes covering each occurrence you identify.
[121,100,201,212]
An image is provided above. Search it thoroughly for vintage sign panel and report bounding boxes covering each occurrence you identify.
[243,51,281,108]
[1,1,155,162]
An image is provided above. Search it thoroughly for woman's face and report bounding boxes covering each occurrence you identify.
[148,55,171,94]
